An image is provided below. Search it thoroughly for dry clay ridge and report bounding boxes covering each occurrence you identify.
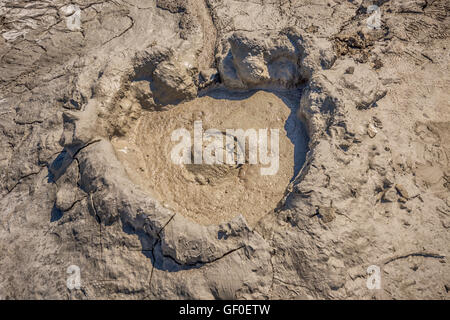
[0,0,449,299]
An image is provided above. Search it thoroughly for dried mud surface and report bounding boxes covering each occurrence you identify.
[0,0,449,299]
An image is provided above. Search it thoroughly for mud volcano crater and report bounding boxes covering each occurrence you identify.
[110,88,308,226]
[93,30,314,227]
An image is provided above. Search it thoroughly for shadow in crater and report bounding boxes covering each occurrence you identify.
[46,149,73,184]
[50,204,63,222]
[47,149,74,222]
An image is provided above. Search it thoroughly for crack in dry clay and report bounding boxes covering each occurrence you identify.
[383,252,446,265]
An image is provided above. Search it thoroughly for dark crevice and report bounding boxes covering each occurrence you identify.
[384,252,446,265]
[102,15,135,46]
[48,139,100,183]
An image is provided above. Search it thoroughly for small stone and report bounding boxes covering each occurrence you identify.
[395,184,410,199]
[305,25,319,33]
[383,176,395,188]
[372,116,383,129]
[373,59,383,70]
[400,203,412,212]
[367,123,378,138]
[318,206,336,223]
[119,98,133,111]
[382,188,397,202]
[398,196,407,203]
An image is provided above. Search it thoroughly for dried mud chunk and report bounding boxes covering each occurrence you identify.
[382,188,397,203]
[151,60,197,105]
[395,184,410,200]
[217,30,306,89]
[367,123,378,138]
[318,206,336,223]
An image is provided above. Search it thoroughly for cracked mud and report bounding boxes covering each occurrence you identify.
[0,0,449,300]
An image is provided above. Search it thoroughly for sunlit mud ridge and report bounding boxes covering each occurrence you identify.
[0,0,449,299]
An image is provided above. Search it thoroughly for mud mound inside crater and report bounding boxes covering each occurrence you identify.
[111,90,308,226]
